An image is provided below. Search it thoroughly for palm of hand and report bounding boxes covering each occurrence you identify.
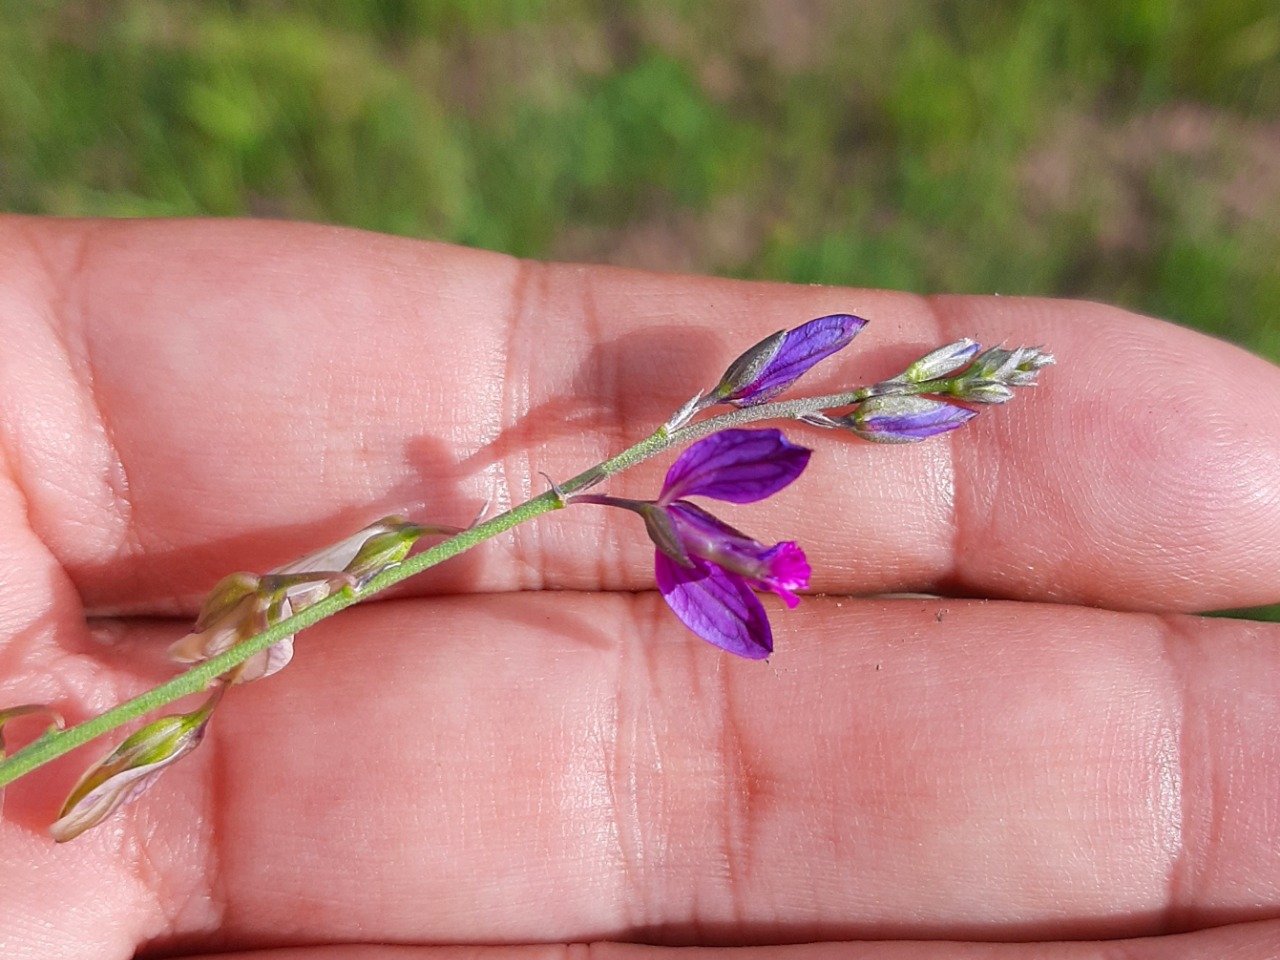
[1,218,1278,959]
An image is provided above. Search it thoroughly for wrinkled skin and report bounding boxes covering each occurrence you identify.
[0,217,1278,960]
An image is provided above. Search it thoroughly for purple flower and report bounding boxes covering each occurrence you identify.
[652,503,810,658]
[713,314,867,406]
[575,429,811,658]
[847,395,978,443]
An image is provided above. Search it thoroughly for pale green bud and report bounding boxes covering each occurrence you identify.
[900,339,980,382]
[948,345,1055,403]
[50,687,223,842]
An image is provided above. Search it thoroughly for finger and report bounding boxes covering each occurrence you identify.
[8,596,1274,954]
[2,216,1278,614]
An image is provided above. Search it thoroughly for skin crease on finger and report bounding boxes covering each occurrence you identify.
[0,218,1276,960]
[186,916,1280,958]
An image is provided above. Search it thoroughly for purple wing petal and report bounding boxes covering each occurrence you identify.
[654,552,773,659]
[721,314,867,405]
[660,428,811,504]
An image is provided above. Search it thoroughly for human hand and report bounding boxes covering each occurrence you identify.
[1,217,1277,959]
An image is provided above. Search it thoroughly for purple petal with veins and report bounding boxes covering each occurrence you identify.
[654,552,773,659]
[719,313,866,405]
[648,502,809,657]
[660,429,811,504]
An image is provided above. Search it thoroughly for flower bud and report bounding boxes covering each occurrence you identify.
[168,569,350,683]
[901,339,981,382]
[847,395,978,443]
[190,571,263,631]
[713,329,787,402]
[274,515,435,587]
[50,687,223,842]
[953,379,1016,404]
[711,314,867,406]
[942,345,1055,403]
[171,517,438,684]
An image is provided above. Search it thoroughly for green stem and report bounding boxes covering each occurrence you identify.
[0,394,850,789]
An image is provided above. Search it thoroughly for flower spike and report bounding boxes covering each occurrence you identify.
[0,308,1064,846]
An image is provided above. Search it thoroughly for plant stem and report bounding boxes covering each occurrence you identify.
[0,392,864,788]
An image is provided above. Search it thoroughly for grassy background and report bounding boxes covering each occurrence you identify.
[2,0,1277,616]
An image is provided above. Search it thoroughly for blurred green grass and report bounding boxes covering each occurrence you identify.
[1,0,1277,619]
